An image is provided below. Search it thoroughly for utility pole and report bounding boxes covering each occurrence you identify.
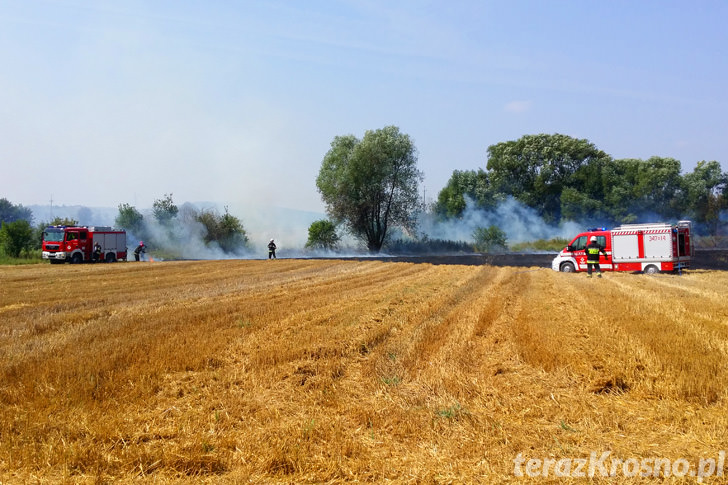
[49,195,53,221]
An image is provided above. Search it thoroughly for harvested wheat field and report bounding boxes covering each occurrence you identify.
[1,260,727,483]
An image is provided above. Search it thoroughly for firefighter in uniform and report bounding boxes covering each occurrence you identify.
[268,239,277,259]
[585,235,607,278]
[134,241,146,261]
[92,242,102,262]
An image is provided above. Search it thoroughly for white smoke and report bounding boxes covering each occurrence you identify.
[419,196,583,247]
[132,202,340,260]
[124,203,251,260]
[32,198,590,258]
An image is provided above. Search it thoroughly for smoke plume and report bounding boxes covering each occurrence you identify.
[418,196,583,248]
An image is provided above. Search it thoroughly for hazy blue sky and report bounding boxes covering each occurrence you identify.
[2,0,726,213]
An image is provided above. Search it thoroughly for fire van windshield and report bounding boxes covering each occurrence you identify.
[43,229,64,242]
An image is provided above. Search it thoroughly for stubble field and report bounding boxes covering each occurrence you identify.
[1,259,727,483]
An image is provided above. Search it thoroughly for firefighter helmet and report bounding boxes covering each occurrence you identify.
[590,236,597,242]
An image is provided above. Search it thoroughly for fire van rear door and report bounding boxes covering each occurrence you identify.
[643,230,672,259]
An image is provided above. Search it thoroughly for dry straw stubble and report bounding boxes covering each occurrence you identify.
[1,260,727,482]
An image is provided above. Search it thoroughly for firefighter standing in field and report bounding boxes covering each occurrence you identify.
[134,241,146,261]
[585,235,607,278]
[268,239,277,259]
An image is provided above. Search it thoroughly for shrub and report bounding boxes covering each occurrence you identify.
[0,220,34,258]
[472,225,508,253]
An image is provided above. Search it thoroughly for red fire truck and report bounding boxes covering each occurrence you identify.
[552,221,693,274]
[42,226,127,264]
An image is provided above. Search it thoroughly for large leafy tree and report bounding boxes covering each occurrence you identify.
[632,156,684,218]
[603,157,684,222]
[0,198,33,224]
[486,134,611,223]
[433,132,726,234]
[434,169,497,219]
[601,158,642,223]
[682,160,727,234]
[316,126,423,252]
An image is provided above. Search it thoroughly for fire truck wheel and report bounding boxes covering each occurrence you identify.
[643,265,660,275]
[560,262,576,273]
[71,253,83,264]
[105,253,117,263]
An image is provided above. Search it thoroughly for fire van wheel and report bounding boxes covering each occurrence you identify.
[643,265,660,275]
[71,253,83,264]
[560,262,576,273]
[105,253,117,263]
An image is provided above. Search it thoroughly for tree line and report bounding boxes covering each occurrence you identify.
[435,134,726,234]
[2,129,726,259]
[315,129,726,252]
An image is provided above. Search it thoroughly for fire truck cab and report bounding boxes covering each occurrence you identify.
[42,226,127,264]
[552,221,693,274]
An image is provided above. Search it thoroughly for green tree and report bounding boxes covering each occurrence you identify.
[153,193,178,225]
[31,224,46,251]
[195,207,248,253]
[601,157,684,223]
[473,225,507,253]
[115,203,145,235]
[632,156,684,219]
[305,219,340,250]
[601,158,641,223]
[0,198,33,224]
[0,220,34,257]
[682,160,727,234]
[217,207,248,253]
[434,169,497,218]
[316,126,423,252]
[560,186,605,222]
[49,217,79,226]
[486,134,611,223]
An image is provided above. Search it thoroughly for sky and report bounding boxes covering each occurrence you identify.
[2,0,727,216]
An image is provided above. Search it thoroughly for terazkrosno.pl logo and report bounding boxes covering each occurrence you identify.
[513,451,725,481]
